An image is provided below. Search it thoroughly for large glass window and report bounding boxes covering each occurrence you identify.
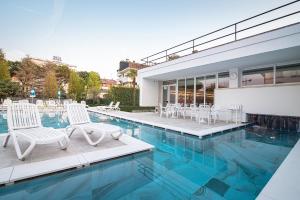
[242,67,274,86]
[177,79,185,105]
[196,77,205,105]
[186,78,194,106]
[218,72,229,88]
[276,64,300,84]
[205,75,216,105]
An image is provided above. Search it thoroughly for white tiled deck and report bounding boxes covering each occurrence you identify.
[0,130,153,185]
[257,139,300,200]
[88,108,247,138]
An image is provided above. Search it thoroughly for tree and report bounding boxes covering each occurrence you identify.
[0,49,11,81]
[126,69,137,106]
[16,57,39,97]
[87,71,101,103]
[44,71,58,98]
[0,80,20,101]
[56,64,70,87]
[78,71,89,85]
[8,60,21,77]
[68,70,85,101]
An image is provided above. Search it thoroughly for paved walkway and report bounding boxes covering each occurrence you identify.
[0,129,153,184]
[88,108,246,138]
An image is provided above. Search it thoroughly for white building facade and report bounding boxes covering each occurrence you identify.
[138,2,300,125]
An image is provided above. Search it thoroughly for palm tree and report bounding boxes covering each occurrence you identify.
[126,69,137,106]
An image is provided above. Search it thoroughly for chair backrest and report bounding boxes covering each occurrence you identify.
[66,103,91,125]
[114,102,120,108]
[47,100,56,106]
[108,101,113,107]
[7,103,42,130]
[3,99,12,106]
[36,100,44,106]
[19,99,29,104]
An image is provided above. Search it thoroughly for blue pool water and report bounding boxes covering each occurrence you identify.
[0,112,299,200]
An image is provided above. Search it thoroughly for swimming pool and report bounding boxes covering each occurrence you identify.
[0,112,298,200]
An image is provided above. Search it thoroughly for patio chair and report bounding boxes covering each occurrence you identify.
[198,105,211,125]
[36,100,44,108]
[110,102,120,111]
[3,103,70,160]
[80,101,88,108]
[46,99,57,107]
[97,101,113,111]
[66,103,123,146]
[19,99,29,103]
[0,99,12,110]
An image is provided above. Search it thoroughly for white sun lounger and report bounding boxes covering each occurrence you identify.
[110,102,120,111]
[0,99,12,110]
[3,103,70,160]
[66,103,123,146]
[97,101,113,111]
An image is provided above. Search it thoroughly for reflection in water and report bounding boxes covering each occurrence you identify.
[0,114,299,200]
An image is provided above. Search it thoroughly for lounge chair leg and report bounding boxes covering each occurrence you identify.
[2,135,10,147]
[58,136,70,150]
[79,127,106,146]
[11,134,36,161]
[111,130,123,140]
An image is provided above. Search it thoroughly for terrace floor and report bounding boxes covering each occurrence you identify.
[89,107,247,138]
[0,129,153,185]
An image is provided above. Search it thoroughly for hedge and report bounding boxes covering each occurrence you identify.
[106,86,139,106]
[119,106,155,112]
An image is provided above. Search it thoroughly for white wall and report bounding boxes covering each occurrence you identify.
[215,84,300,118]
[139,78,159,106]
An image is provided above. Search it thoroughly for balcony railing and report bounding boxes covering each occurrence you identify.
[141,0,300,67]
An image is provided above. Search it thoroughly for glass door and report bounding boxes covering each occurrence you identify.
[169,84,176,104]
[162,85,168,106]
[162,84,176,106]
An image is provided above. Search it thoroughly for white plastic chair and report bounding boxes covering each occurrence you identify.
[47,100,57,107]
[110,102,120,111]
[66,103,123,146]
[3,103,70,160]
[19,99,29,103]
[80,101,88,108]
[36,100,44,108]
[0,99,12,110]
[97,101,113,111]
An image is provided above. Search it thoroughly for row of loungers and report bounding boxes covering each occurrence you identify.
[97,101,120,111]
[2,103,123,160]
[0,99,88,111]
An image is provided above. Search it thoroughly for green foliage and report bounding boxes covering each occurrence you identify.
[0,80,20,100]
[0,49,11,81]
[44,71,58,98]
[7,61,21,77]
[68,70,85,101]
[119,106,155,112]
[125,68,138,105]
[78,71,89,85]
[87,71,101,102]
[107,86,139,106]
[56,65,70,86]
[16,57,39,97]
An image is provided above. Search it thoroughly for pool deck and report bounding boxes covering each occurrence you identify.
[0,130,153,185]
[88,108,247,138]
[257,139,300,200]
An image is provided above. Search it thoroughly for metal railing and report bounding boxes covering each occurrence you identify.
[141,0,300,67]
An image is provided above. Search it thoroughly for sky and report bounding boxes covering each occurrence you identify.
[0,0,294,79]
